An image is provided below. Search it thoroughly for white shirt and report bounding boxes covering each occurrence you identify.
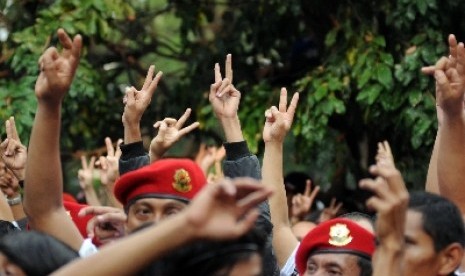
[78,238,98,257]
[280,244,299,276]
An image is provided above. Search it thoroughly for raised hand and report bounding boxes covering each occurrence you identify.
[359,140,408,258]
[185,177,273,240]
[375,140,394,165]
[318,197,343,223]
[291,179,320,223]
[149,108,199,162]
[0,166,20,199]
[35,28,82,104]
[97,137,122,186]
[122,65,163,127]
[262,88,299,143]
[78,155,96,191]
[432,36,465,117]
[198,145,226,177]
[209,54,241,120]
[79,206,126,244]
[0,117,27,181]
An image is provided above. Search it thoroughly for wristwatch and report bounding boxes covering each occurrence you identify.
[7,195,22,206]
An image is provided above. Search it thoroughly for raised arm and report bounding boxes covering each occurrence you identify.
[359,141,409,276]
[210,54,280,275]
[262,88,300,268]
[97,137,123,209]
[435,37,465,213]
[78,155,101,206]
[23,28,84,251]
[122,66,162,145]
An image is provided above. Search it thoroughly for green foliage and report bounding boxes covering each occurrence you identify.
[1,0,465,195]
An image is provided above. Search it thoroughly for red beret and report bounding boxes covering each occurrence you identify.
[295,218,375,274]
[63,201,94,238]
[114,158,207,208]
[62,192,78,203]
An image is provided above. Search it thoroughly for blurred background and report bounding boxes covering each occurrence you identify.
[1,0,465,211]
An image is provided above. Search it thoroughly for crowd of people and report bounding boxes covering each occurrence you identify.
[0,27,464,275]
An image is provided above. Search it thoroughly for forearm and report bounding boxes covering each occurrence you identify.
[0,191,14,221]
[104,184,123,209]
[10,203,25,221]
[24,103,63,216]
[372,246,403,276]
[437,115,465,213]
[123,122,142,145]
[263,142,288,226]
[220,116,244,142]
[262,141,298,268]
[24,102,83,251]
[425,130,439,193]
[83,187,102,207]
[52,212,195,276]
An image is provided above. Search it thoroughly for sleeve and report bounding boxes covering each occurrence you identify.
[280,244,299,276]
[79,238,99,257]
[223,141,280,276]
[119,141,150,176]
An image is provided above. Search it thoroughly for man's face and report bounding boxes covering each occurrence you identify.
[401,210,442,276]
[126,197,187,233]
[304,253,361,276]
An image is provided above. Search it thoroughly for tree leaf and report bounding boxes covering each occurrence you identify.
[376,64,393,89]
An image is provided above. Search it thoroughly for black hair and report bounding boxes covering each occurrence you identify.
[284,171,312,194]
[0,220,20,237]
[139,226,267,276]
[0,231,79,275]
[340,212,375,230]
[357,256,372,276]
[408,191,465,252]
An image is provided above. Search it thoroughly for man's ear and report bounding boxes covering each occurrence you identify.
[437,242,463,275]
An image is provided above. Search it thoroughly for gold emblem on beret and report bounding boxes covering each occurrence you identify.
[172,169,192,193]
[328,223,353,246]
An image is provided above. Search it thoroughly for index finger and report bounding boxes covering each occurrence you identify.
[287,92,300,121]
[146,71,163,98]
[176,108,192,129]
[279,87,288,112]
[449,34,458,67]
[457,43,465,79]
[79,205,123,217]
[304,179,311,197]
[81,155,88,170]
[57,28,73,50]
[115,139,123,159]
[225,54,233,83]
[8,117,19,141]
[214,63,222,83]
[383,141,393,158]
[89,156,96,170]
[142,65,155,91]
[105,137,114,157]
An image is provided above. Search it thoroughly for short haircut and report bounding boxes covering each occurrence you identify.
[0,231,79,275]
[340,212,374,227]
[139,226,267,276]
[357,256,373,276]
[408,191,465,251]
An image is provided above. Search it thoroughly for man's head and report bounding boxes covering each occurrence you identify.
[143,226,267,276]
[296,218,375,276]
[402,192,465,276]
[114,158,206,232]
